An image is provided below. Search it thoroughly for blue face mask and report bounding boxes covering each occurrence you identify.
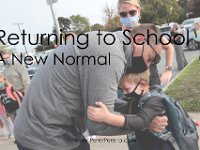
[0,82,5,89]
[120,14,139,28]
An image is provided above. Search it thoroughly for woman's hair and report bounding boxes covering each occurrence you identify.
[117,0,141,10]
[120,69,150,85]
[0,73,10,87]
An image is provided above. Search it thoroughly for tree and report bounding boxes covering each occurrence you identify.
[35,37,55,52]
[58,17,71,32]
[69,15,90,34]
[187,0,200,18]
[103,4,121,31]
[140,0,185,24]
[91,23,104,31]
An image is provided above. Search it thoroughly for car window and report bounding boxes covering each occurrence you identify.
[183,20,195,25]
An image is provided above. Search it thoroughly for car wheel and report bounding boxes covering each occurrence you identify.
[188,40,198,51]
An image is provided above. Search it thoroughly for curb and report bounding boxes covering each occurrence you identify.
[163,57,198,92]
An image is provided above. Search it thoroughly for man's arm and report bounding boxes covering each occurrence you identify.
[85,54,132,136]
[160,36,174,85]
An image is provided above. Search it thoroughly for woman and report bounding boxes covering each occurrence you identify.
[117,0,174,86]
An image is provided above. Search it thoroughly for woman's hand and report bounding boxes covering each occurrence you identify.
[87,101,110,123]
[160,70,172,86]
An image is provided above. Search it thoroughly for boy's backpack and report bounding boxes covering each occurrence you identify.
[140,86,199,150]
[0,86,23,113]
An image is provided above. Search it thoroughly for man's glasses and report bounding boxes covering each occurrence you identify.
[119,10,137,18]
[149,44,161,64]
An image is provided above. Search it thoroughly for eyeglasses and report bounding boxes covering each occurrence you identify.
[119,10,137,18]
[148,44,161,64]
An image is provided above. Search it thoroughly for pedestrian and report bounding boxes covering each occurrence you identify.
[0,73,22,123]
[14,24,168,150]
[117,0,174,86]
[0,108,14,139]
[171,23,188,70]
[0,51,30,95]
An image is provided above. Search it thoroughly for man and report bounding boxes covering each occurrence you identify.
[14,25,168,150]
[0,51,30,94]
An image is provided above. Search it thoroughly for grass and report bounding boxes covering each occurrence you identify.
[165,58,200,112]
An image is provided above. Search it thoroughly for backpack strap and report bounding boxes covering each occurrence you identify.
[6,86,16,101]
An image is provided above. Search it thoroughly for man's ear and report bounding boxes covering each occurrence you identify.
[135,34,145,45]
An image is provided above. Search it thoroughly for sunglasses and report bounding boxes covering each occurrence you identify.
[149,44,161,64]
[119,10,137,18]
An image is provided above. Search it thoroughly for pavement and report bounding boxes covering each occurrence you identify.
[0,49,200,150]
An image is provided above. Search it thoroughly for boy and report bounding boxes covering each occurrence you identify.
[87,70,173,150]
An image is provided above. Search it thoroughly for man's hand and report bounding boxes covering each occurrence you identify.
[149,116,168,132]
[160,70,172,86]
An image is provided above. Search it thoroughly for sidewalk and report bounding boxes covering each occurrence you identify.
[0,113,199,150]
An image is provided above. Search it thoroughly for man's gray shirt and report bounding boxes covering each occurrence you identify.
[14,31,132,150]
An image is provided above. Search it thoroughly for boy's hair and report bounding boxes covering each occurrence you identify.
[120,69,150,85]
[131,24,162,45]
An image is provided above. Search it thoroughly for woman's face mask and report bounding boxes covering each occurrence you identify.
[120,11,139,28]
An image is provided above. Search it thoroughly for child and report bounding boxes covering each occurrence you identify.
[87,70,174,150]
[0,73,22,124]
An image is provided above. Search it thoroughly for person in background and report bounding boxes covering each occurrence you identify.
[171,23,188,70]
[0,51,30,95]
[0,73,22,123]
[117,0,174,86]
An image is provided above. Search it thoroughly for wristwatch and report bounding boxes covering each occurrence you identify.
[165,66,173,71]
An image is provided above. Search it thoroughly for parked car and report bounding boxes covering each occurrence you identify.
[182,20,200,50]
[181,18,200,30]
[27,64,38,79]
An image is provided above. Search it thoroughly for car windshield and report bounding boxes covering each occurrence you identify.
[183,20,195,25]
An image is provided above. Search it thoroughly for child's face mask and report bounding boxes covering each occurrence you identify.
[125,82,143,100]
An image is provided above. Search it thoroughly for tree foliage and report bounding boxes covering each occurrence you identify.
[187,0,200,18]
[58,17,71,32]
[69,15,90,34]
[91,23,104,31]
[140,0,185,24]
[103,4,121,31]
[35,37,54,52]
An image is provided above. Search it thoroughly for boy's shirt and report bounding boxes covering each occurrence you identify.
[124,95,173,150]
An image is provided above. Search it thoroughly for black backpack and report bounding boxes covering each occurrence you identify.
[138,87,199,150]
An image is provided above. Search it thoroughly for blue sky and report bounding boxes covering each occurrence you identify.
[1,0,118,52]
